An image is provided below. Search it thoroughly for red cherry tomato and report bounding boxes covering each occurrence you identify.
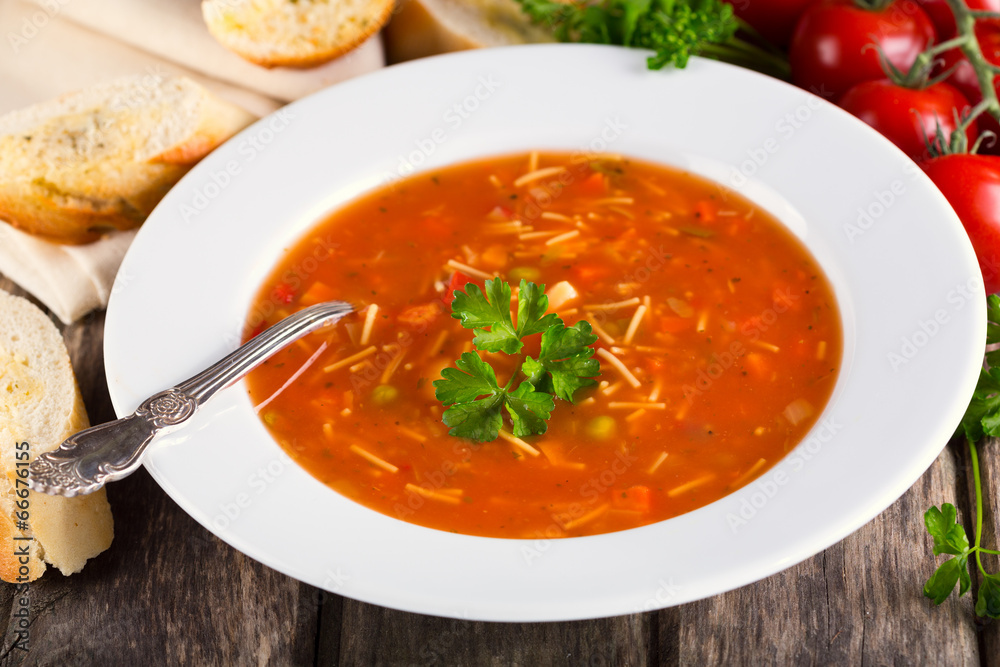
[921,154,1000,293]
[790,0,937,100]
[839,79,978,161]
[915,0,1000,39]
[724,0,814,47]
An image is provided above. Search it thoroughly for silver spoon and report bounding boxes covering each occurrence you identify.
[28,300,353,497]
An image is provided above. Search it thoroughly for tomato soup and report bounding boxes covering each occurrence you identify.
[243,152,842,538]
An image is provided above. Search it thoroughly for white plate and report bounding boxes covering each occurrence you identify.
[105,45,985,621]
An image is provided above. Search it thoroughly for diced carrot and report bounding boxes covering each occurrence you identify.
[743,352,769,377]
[420,217,454,240]
[479,244,509,269]
[645,356,666,372]
[574,264,611,282]
[299,281,337,306]
[580,172,607,195]
[695,201,716,223]
[398,302,442,327]
[614,485,652,512]
[659,317,689,333]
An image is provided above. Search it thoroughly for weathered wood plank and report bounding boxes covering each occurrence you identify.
[0,469,320,667]
[0,277,321,666]
[843,440,979,665]
[332,601,652,666]
[674,446,980,666]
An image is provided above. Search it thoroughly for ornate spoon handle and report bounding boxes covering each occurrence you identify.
[28,301,353,497]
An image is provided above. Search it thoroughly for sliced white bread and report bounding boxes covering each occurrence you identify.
[0,74,255,245]
[202,0,395,69]
[384,0,554,63]
[0,290,114,581]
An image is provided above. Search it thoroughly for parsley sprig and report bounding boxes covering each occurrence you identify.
[924,295,1000,618]
[513,0,789,78]
[433,279,599,442]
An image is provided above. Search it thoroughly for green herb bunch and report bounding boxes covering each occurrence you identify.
[514,0,789,78]
[924,295,1000,618]
[433,279,599,442]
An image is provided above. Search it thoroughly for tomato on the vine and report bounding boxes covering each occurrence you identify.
[839,80,978,160]
[922,154,1000,294]
[790,0,937,100]
[915,0,1000,39]
[724,0,814,47]
[934,19,1000,152]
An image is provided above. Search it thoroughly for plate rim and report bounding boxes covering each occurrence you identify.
[104,43,986,622]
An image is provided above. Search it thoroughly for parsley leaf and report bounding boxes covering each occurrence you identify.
[513,0,789,78]
[435,352,506,441]
[923,504,973,604]
[925,556,971,605]
[515,280,562,339]
[435,355,556,441]
[435,279,600,442]
[450,278,560,354]
[523,321,600,401]
[506,381,555,437]
[977,573,1000,618]
[925,504,970,556]
[451,280,519,354]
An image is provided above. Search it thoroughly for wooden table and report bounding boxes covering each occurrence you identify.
[2,275,997,666]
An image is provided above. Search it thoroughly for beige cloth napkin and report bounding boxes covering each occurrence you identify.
[0,0,385,323]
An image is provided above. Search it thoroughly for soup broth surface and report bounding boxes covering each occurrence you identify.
[244,152,843,538]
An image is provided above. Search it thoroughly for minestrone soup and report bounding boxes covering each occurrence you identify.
[243,151,842,538]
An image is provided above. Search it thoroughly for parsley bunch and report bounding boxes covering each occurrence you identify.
[513,0,789,78]
[433,279,599,442]
[924,295,1000,618]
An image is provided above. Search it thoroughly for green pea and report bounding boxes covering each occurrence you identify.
[585,415,617,440]
[372,384,399,405]
[509,266,541,282]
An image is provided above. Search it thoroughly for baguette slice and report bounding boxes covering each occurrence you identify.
[0,290,114,581]
[0,74,255,245]
[384,0,554,63]
[202,0,395,68]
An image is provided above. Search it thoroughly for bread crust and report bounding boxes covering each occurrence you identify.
[0,75,254,245]
[202,0,395,69]
[384,0,554,63]
[0,291,114,581]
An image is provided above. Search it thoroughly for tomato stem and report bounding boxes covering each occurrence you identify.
[945,0,1000,125]
[852,0,894,12]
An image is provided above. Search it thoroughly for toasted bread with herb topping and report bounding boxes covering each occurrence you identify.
[0,74,254,245]
[202,0,395,68]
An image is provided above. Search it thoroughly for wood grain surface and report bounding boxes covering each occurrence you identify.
[1,274,997,666]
